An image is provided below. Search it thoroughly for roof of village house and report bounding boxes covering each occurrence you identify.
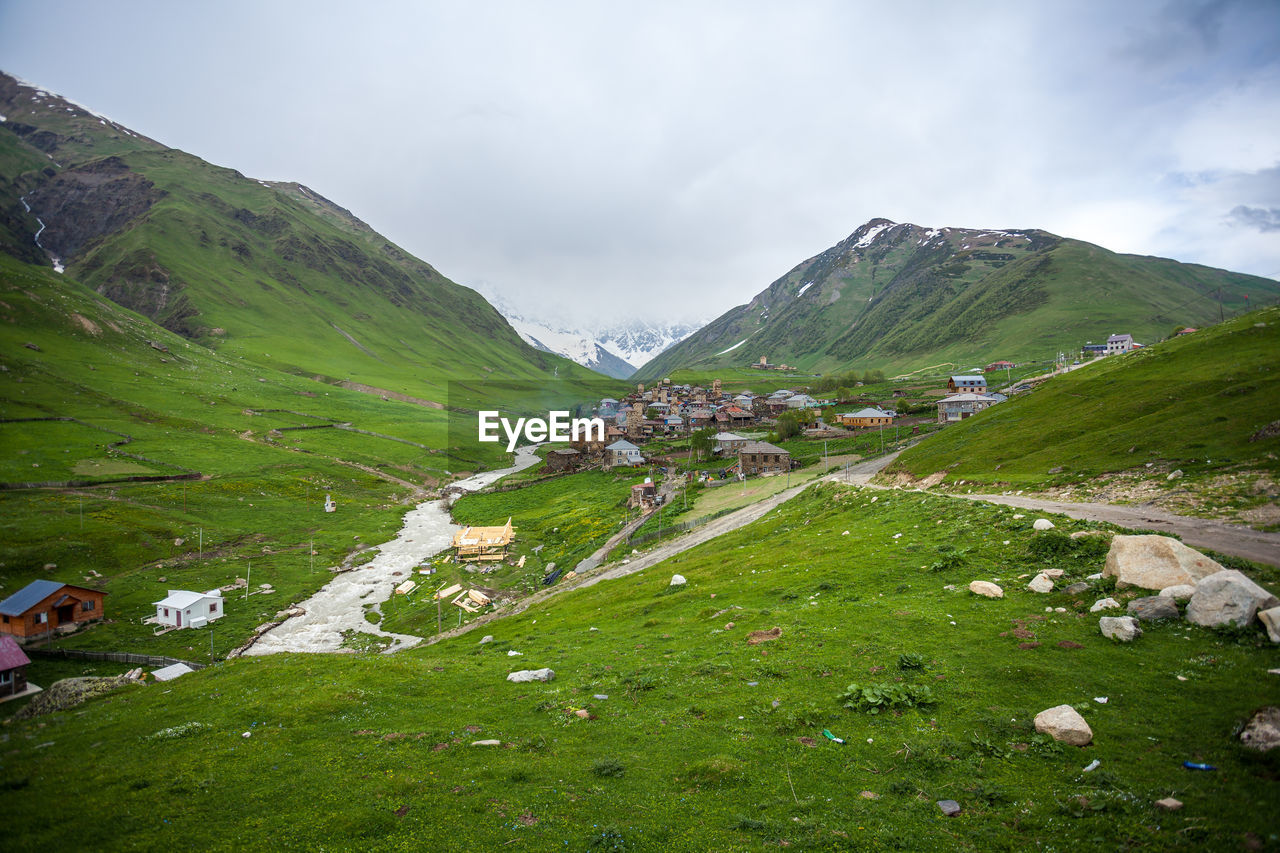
[949,375,985,383]
[154,589,221,610]
[1107,333,1133,342]
[739,441,789,455]
[939,393,999,403]
[844,407,894,418]
[714,432,746,441]
[606,439,641,451]
[0,634,30,671]
[0,580,104,617]
[687,408,714,418]
[550,448,581,456]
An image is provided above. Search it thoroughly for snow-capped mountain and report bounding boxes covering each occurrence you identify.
[481,291,705,378]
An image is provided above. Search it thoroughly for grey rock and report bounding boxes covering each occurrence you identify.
[593,694,608,700]
[1185,570,1280,629]
[479,635,494,644]
[506,668,555,683]
[1103,534,1223,591]
[1090,597,1121,613]
[1063,582,1091,596]
[1099,616,1142,642]
[1034,704,1093,746]
[1240,707,1280,752]
[471,739,501,747]
[1155,797,1183,811]
[1127,596,1181,621]
[937,799,962,817]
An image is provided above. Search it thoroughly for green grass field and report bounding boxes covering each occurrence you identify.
[3,484,1277,850]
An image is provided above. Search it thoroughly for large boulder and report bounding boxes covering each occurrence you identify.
[1127,596,1181,621]
[1103,535,1223,591]
[1185,570,1279,629]
[1099,616,1142,642]
[968,581,1004,599]
[1034,704,1093,746]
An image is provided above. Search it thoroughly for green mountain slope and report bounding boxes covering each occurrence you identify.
[0,72,601,402]
[886,307,1280,523]
[639,218,1280,379]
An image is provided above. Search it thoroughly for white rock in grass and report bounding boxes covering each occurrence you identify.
[507,668,555,683]
[1089,597,1121,613]
[1260,607,1280,643]
[1159,584,1196,602]
[1027,574,1055,594]
[1099,616,1142,642]
[1186,570,1279,629]
[1103,534,1223,591]
[1034,704,1092,746]
[968,581,1004,599]
[670,574,687,587]
[1033,519,1055,531]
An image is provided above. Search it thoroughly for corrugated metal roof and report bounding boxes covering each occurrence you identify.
[0,634,31,670]
[0,579,64,617]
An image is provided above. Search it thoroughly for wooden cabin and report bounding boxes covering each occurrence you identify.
[451,518,516,562]
[0,635,31,699]
[0,580,107,644]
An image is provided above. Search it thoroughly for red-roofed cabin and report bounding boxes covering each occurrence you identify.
[0,580,107,644]
[0,635,31,698]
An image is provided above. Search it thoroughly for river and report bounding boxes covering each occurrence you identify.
[242,445,541,655]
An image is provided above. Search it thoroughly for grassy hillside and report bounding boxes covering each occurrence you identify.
[640,219,1280,380]
[886,307,1280,524]
[0,72,605,405]
[3,483,1277,850]
[0,253,540,658]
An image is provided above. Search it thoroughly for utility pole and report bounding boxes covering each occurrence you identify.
[245,560,250,601]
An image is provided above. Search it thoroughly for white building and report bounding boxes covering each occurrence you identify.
[154,589,224,629]
[1105,334,1134,355]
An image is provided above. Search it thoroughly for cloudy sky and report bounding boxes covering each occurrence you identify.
[2,0,1278,327]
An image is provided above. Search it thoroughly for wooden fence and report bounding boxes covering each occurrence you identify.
[27,647,206,670]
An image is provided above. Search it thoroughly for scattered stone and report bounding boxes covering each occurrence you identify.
[1048,466,1064,474]
[1018,642,1041,650]
[937,799,962,817]
[506,668,555,683]
[1054,607,1067,613]
[1033,519,1055,531]
[968,581,1003,599]
[746,681,759,686]
[1034,704,1093,746]
[1063,582,1091,596]
[507,650,523,657]
[1186,570,1280,629]
[1167,469,1183,481]
[725,621,735,629]
[1042,569,1065,579]
[1071,531,1109,540]
[574,709,590,719]
[1090,597,1121,613]
[1103,535,1224,591]
[1127,596,1181,621]
[860,790,879,800]
[1086,573,1103,581]
[1155,797,1183,811]
[173,538,184,547]
[593,694,608,700]
[1159,584,1196,602]
[1027,574,1055,594]
[479,635,494,644]
[471,739,501,747]
[1100,616,1143,642]
[746,627,782,645]
[1012,514,1024,520]
[1240,707,1280,752]
[1259,607,1280,643]
[670,574,687,587]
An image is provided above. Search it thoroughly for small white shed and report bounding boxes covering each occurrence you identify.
[154,589,224,629]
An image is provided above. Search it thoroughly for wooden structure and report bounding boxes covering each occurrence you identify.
[451,518,515,562]
[0,580,107,644]
[545,447,582,473]
[0,635,31,698]
[947,375,987,394]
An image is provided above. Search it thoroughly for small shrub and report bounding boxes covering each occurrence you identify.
[839,682,936,714]
[897,653,926,670]
[591,758,625,778]
[585,826,630,851]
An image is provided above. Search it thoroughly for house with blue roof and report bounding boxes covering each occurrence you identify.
[0,579,106,644]
[947,375,987,394]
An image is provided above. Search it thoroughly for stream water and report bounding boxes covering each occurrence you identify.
[243,445,541,655]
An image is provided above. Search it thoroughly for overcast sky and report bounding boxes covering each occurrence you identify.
[2,0,1278,327]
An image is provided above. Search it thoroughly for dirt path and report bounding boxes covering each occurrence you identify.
[952,492,1280,567]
